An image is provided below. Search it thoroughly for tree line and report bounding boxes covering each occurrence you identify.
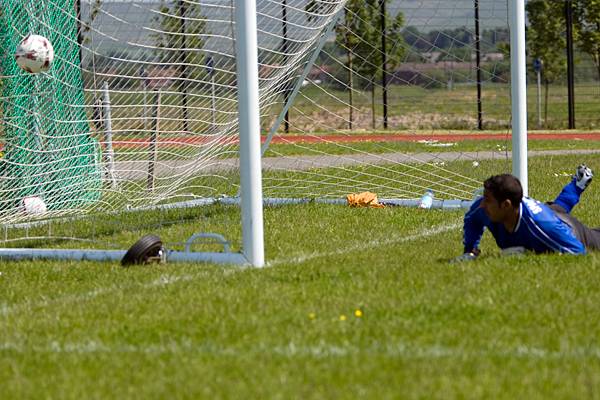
[526,0,600,123]
[78,1,600,131]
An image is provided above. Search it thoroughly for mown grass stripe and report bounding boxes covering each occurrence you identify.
[270,222,461,266]
[2,340,600,361]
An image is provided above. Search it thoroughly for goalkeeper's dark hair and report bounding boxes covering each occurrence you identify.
[483,174,523,206]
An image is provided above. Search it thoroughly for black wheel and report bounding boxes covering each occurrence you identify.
[121,234,163,267]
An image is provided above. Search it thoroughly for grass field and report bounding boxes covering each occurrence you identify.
[264,137,600,157]
[111,137,600,162]
[2,153,600,399]
[64,82,600,140]
[290,82,600,131]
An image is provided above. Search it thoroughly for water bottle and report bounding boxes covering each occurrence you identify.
[419,189,434,209]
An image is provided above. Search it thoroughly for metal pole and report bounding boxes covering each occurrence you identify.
[234,0,265,267]
[509,0,528,195]
[537,69,542,129]
[211,69,217,132]
[474,0,483,130]
[380,0,388,129]
[282,0,290,134]
[141,66,149,135]
[345,9,353,131]
[178,0,190,134]
[0,248,249,265]
[101,82,117,189]
[147,90,161,191]
[205,57,217,133]
[565,0,576,129]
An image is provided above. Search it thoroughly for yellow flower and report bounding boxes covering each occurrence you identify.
[308,312,316,320]
[354,309,363,318]
[339,315,347,321]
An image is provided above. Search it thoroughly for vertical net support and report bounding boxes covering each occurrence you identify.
[0,0,101,215]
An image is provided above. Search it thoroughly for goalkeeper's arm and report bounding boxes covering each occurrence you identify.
[463,198,486,255]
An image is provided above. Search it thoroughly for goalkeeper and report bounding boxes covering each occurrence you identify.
[456,165,598,261]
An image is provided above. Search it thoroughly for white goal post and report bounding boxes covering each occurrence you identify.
[235,0,265,267]
[509,0,528,196]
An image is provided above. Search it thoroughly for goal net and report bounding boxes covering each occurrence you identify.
[0,0,102,221]
[260,0,512,203]
[0,0,514,260]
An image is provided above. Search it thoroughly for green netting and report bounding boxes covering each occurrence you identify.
[0,0,101,214]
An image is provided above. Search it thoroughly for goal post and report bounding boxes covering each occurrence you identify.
[509,0,529,196]
[235,0,265,267]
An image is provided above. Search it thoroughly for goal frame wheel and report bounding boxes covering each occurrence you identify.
[121,234,164,266]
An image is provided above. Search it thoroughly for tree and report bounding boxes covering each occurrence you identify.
[338,0,405,130]
[573,0,600,82]
[305,0,338,21]
[153,1,208,133]
[526,0,566,125]
[305,0,360,129]
[77,0,102,45]
[481,27,510,52]
[335,0,364,130]
[402,26,429,51]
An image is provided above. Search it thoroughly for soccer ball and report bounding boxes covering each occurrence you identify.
[21,196,48,215]
[15,34,54,73]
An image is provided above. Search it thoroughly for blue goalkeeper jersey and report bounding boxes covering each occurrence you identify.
[463,196,585,254]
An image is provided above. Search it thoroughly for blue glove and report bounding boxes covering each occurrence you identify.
[450,252,478,263]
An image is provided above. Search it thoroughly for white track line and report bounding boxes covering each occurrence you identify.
[0,222,460,317]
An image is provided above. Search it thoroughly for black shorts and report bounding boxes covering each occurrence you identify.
[547,203,600,251]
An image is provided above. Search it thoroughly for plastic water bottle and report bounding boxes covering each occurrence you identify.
[419,189,434,209]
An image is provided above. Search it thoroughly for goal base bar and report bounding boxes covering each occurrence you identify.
[257,197,474,209]
[0,248,249,265]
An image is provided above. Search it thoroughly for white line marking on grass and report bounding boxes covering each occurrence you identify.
[2,340,600,361]
[270,222,461,266]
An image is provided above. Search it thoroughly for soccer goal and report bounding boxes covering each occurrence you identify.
[0,0,527,266]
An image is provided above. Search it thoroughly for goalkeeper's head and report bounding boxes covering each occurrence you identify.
[481,174,523,223]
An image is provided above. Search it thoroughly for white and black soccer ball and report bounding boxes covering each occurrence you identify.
[15,34,54,74]
[20,196,48,215]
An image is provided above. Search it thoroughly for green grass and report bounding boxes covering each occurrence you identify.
[111,138,600,162]
[2,154,600,399]
[264,138,600,157]
[291,83,600,130]
[72,82,600,140]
